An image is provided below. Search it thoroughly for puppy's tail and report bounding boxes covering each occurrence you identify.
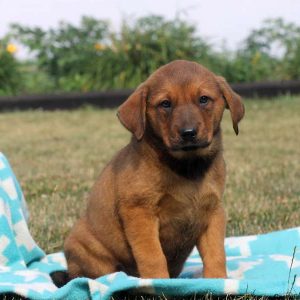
[50,270,70,288]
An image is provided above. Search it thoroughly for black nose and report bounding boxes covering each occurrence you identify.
[180,128,197,141]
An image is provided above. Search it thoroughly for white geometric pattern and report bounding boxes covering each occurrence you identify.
[0,282,57,297]
[0,235,10,265]
[137,278,155,294]
[13,219,36,252]
[270,254,300,269]
[1,177,18,200]
[0,266,10,272]
[14,270,50,283]
[106,273,117,283]
[226,235,257,256]
[40,252,67,267]
[89,280,109,296]
[0,197,11,221]
[223,279,240,294]
[228,259,263,279]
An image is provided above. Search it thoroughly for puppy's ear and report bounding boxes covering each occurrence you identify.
[117,85,148,141]
[216,76,245,135]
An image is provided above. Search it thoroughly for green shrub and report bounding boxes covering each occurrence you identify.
[10,17,110,91]
[88,15,214,90]
[240,18,300,81]
[0,40,22,95]
[3,16,300,95]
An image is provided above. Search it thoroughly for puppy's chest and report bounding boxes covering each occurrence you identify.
[157,184,211,241]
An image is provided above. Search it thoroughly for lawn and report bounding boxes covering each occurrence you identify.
[0,95,299,257]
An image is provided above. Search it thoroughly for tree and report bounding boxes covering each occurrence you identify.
[241,18,300,80]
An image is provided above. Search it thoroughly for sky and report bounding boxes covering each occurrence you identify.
[1,0,300,52]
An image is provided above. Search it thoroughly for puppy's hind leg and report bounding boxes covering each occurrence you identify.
[66,249,117,280]
[64,218,118,279]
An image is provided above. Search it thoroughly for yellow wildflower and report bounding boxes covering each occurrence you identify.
[6,43,17,54]
[94,43,105,51]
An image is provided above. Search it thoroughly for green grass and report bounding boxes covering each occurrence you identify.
[0,96,299,254]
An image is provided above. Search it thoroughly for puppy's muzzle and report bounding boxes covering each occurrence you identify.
[169,127,210,152]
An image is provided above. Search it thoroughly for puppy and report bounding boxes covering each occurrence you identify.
[64,60,244,280]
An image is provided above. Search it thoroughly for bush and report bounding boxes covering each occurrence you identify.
[239,18,300,81]
[0,39,22,95]
[2,16,300,95]
[10,15,216,91]
[10,17,110,92]
[89,15,215,90]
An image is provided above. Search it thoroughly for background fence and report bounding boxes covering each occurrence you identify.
[0,80,299,111]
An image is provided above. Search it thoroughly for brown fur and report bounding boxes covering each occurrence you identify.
[64,60,245,279]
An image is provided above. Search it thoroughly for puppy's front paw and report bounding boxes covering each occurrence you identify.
[203,268,227,279]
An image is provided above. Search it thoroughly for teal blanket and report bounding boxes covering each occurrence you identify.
[0,152,299,299]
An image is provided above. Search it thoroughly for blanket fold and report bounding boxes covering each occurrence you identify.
[0,152,299,299]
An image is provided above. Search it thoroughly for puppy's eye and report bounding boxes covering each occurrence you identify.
[199,95,210,105]
[159,100,172,109]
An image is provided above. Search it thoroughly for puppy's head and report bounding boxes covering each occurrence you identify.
[118,60,244,158]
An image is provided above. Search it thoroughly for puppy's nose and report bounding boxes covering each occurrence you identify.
[180,128,197,141]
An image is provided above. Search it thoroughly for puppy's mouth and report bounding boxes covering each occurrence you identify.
[170,141,211,152]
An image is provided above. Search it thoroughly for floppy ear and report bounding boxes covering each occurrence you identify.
[117,85,148,141]
[216,76,245,135]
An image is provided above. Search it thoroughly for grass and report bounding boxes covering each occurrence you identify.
[0,96,299,252]
[0,96,299,299]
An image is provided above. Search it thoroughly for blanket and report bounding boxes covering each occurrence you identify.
[0,152,300,299]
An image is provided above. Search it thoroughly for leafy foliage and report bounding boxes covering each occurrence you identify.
[0,39,22,95]
[89,15,214,90]
[1,16,300,95]
[240,18,300,81]
[10,17,110,91]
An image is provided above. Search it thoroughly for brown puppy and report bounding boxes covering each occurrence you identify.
[64,60,244,280]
